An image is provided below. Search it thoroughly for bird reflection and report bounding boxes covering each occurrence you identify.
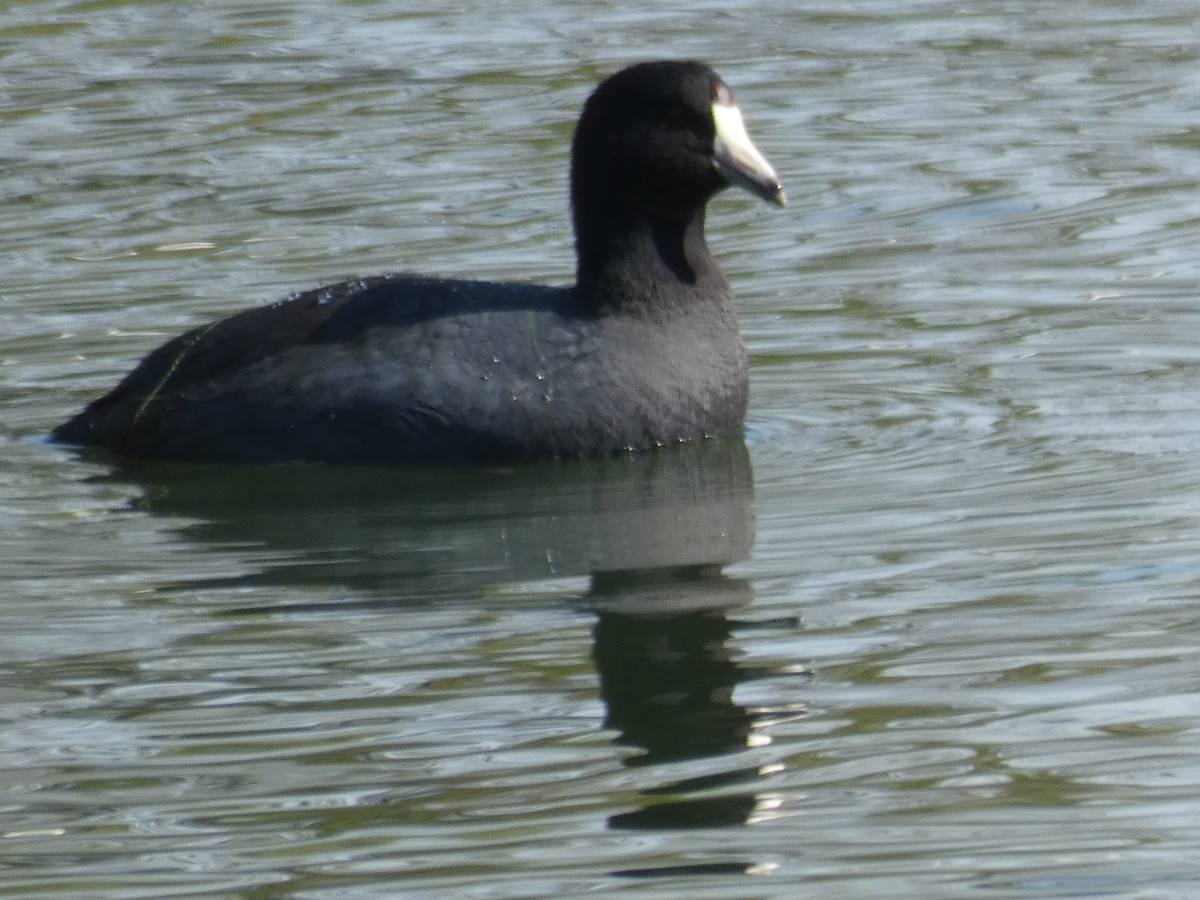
[587,566,801,841]
[102,435,756,598]
[591,570,757,764]
[94,435,798,861]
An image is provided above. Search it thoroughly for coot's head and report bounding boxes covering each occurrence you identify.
[570,60,785,226]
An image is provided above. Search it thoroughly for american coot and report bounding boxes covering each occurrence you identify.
[53,60,785,465]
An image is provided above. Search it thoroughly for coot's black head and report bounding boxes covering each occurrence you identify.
[570,60,785,229]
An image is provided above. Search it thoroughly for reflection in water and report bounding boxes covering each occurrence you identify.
[100,436,797,870]
[105,435,755,597]
[591,571,758,764]
[590,569,802,847]
[612,860,780,879]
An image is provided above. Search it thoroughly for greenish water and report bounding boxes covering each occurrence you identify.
[6,1,1200,896]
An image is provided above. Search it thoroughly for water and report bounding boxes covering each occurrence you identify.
[6,0,1200,895]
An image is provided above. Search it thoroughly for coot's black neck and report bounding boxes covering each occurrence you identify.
[571,199,729,318]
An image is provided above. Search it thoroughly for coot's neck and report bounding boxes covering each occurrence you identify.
[571,197,729,318]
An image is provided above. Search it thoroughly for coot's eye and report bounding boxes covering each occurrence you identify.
[664,105,690,128]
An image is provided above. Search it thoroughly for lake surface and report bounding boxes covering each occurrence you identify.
[6,0,1200,896]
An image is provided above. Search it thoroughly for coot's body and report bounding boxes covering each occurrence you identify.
[53,61,784,465]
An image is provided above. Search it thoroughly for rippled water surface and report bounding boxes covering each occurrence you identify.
[7,0,1200,896]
